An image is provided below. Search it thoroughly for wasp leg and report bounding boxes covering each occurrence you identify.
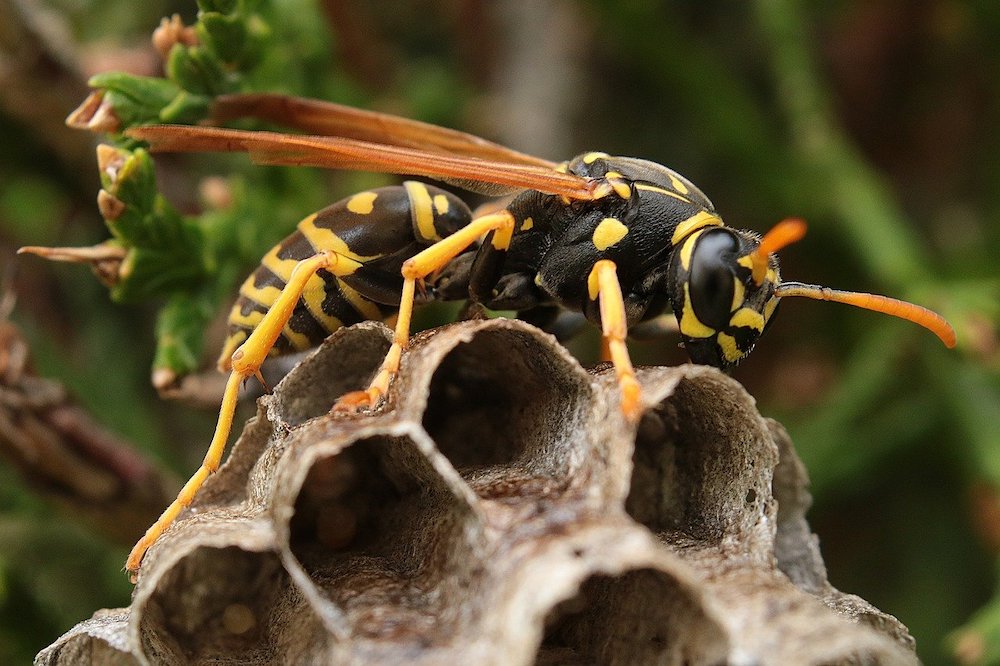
[126,250,357,578]
[588,260,643,421]
[334,211,516,411]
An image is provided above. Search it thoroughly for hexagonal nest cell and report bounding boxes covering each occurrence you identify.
[37,319,918,665]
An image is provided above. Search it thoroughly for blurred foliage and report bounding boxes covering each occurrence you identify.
[0,0,997,663]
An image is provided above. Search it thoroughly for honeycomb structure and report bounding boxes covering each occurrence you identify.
[37,319,917,665]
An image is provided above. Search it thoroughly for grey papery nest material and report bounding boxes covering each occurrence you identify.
[37,319,917,665]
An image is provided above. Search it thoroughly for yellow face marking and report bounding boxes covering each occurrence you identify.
[592,217,629,251]
[403,181,439,242]
[635,183,691,204]
[346,191,377,215]
[731,278,746,313]
[679,229,707,272]
[717,332,743,363]
[535,273,544,287]
[680,283,715,338]
[298,216,378,265]
[667,172,689,195]
[729,307,765,332]
[520,217,534,231]
[583,151,609,164]
[737,255,754,271]
[433,194,450,215]
[671,211,723,245]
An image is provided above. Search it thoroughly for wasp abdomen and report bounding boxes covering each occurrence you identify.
[218,182,472,370]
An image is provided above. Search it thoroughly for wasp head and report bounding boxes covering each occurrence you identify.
[667,217,956,370]
[667,220,800,370]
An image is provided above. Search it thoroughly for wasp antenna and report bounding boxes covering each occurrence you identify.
[775,281,957,348]
[750,218,808,286]
[17,244,127,263]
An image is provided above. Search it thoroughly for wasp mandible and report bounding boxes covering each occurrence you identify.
[93,93,954,575]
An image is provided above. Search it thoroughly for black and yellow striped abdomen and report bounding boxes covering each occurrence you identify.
[218,182,472,370]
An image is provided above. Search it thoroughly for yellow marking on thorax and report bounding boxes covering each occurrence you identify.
[346,191,377,215]
[604,172,632,199]
[298,215,378,266]
[671,210,723,245]
[433,194,450,215]
[404,181,440,242]
[635,183,691,204]
[680,283,715,338]
[717,332,743,363]
[583,151,609,164]
[555,162,569,173]
[587,267,600,300]
[593,217,629,251]
[729,307,765,331]
[520,217,534,231]
[678,229,707,272]
[668,172,689,195]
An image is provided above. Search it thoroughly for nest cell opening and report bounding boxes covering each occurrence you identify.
[138,546,286,664]
[625,375,772,545]
[270,323,391,426]
[537,568,728,665]
[420,327,589,488]
[287,436,480,640]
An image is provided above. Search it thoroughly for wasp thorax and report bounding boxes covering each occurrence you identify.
[670,227,780,370]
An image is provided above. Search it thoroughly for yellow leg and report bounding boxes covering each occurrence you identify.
[126,250,348,578]
[335,211,516,411]
[588,260,642,421]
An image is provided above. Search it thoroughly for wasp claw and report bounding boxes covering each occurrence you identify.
[332,388,382,413]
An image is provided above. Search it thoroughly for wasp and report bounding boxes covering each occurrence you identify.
[71,93,954,575]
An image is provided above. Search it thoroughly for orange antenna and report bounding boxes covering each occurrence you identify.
[775,282,957,348]
[750,218,808,286]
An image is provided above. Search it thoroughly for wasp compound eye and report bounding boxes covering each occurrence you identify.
[688,229,739,331]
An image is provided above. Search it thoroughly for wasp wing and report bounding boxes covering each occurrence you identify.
[211,93,555,169]
[128,125,596,199]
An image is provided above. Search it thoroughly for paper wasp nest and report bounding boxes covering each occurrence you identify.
[38,319,917,665]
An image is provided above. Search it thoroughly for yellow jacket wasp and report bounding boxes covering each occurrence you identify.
[38,93,959,576]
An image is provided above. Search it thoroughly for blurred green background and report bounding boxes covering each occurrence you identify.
[1,0,998,663]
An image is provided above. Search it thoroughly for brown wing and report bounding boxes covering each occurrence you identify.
[211,93,555,168]
[128,125,597,199]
